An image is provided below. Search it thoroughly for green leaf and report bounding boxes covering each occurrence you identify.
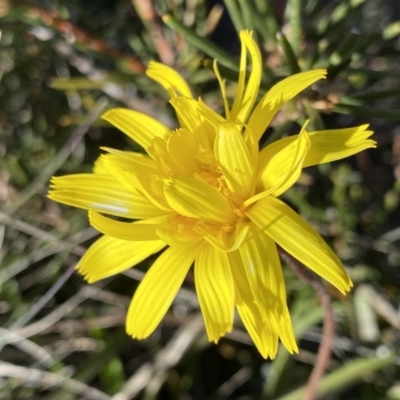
[317,0,366,35]
[223,0,244,32]
[284,0,302,56]
[277,31,301,74]
[353,88,400,102]
[276,355,396,400]
[383,21,400,40]
[162,14,238,71]
[253,0,280,44]
[334,104,400,121]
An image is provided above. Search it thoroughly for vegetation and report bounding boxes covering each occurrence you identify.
[1,0,400,399]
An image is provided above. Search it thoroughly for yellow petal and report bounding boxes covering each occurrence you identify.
[195,242,234,342]
[237,224,297,354]
[246,196,352,293]
[170,97,200,131]
[166,129,199,175]
[122,167,171,212]
[213,59,230,119]
[228,250,275,358]
[214,123,255,198]
[170,97,201,132]
[164,176,236,223]
[146,61,192,98]
[76,235,166,283]
[170,98,217,149]
[157,216,202,247]
[102,108,171,150]
[173,97,225,147]
[94,151,157,191]
[303,124,376,167]
[95,150,170,212]
[93,155,109,175]
[244,226,297,353]
[192,119,217,150]
[147,131,199,176]
[197,218,250,252]
[126,244,198,339]
[197,98,226,124]
[246,69,327,142]
[258,124,375,170]
[100,147,156,170]
[229,33,246,120]
[48,174,162,219]
[238,224,275,311]
[258,121,311,196]
[230,31,262,124]
[89,210,168,241]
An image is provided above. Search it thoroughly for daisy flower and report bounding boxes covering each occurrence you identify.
[48,31,375,358]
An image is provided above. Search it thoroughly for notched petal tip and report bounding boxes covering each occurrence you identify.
[126,324,148,340]
[48,175,58,186]
[285,344,299,355]
[208,325,233,344]
[336,275,353,295]
[76,269,95,285]
[75,259,99,284]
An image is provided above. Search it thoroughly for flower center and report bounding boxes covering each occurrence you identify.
[151,129,250,247]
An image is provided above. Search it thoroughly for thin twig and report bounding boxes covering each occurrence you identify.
[278,247,335,400]
[305,281,335,400]
[113,314,204,400]
[0,328,57,368]
[0,287,88,353]
[9,265,76,331]
[0,361,111,400]
[0,226,97,285]
[0,224,5,264]
[132,0,175,65]
[213,367,252,399]
[10,2,145,73]
[0,210,73,244]
[14,284,106,339]
[311,220,400,257]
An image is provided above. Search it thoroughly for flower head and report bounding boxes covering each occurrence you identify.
[48,31,375,358]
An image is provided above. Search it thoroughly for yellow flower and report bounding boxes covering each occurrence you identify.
[48,31,375,359]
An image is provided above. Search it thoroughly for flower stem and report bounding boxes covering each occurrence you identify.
[278,247,335,400]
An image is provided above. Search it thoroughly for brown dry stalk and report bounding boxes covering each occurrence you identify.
[278,247,335,400]
[132,0,175,65]
[11,2,146,73]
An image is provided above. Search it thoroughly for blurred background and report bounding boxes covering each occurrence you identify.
[1,0,400,399]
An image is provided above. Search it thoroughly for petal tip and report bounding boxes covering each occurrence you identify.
[208,325,233,344]
[101,108,119,121]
